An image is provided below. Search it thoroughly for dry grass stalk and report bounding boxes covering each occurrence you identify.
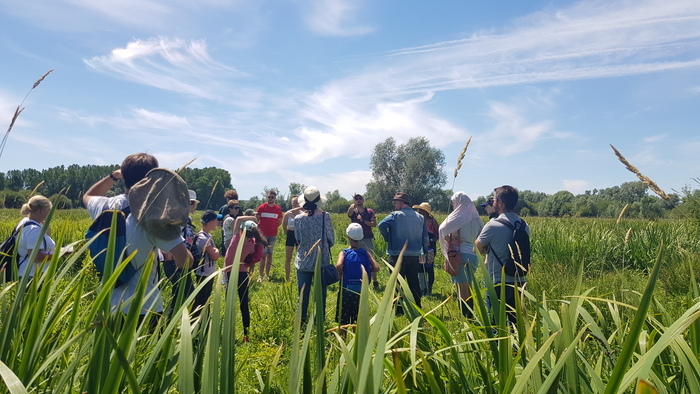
[624,227,632,244]
[32,69,54,90]
[453,137,472,179]
[29,181,45,197]
[2,69,54,161]
[610,144,670,200]
[617,203,629,224]
[176,158,197,173]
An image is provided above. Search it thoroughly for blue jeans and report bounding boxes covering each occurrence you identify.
[297,271,328,321]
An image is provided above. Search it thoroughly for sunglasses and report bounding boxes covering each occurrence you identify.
[355,197,363,201]
[267,195,276,199]
[231,206,240,209]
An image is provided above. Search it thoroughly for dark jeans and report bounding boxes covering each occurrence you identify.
[490,283,521,325]
[389,255,422,314]
[163,260,194,318]
[192,274,213,318]
[297,271,328,322]
[227,271,251,335]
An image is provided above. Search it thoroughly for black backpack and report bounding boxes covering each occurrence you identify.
[0,222,37,282]
[189,232,204,267]
[493,218,530,277]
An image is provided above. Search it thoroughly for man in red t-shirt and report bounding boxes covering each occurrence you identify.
[256,190,283,281]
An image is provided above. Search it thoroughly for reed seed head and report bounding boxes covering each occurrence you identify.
[610,144,670,200]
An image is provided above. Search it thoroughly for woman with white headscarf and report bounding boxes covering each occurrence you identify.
[439,192,484,318]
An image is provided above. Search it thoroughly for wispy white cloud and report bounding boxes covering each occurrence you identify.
[303,0,373,36]
[84,37,245,99]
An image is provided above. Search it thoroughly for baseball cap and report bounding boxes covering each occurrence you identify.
[346,223,364,241]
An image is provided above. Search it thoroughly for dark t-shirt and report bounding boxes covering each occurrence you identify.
[348,207,375,239]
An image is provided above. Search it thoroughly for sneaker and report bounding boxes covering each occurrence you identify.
[256,276,263,283]
[242,335,249,343]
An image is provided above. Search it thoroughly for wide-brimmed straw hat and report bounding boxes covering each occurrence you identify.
[129,168,190,240]
[298,186,327,207]
[412,202,433,216]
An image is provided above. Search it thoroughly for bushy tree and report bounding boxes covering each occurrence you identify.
[365,137,446,212]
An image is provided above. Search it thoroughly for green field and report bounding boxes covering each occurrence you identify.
[1,208,699,392]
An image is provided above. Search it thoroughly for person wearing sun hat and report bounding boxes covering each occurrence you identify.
[378,192,430,314]
[335,223,380,335]
[293,186,335,322]
[224,215,266,343]
[412,202,439,295]
[83,154,193,318]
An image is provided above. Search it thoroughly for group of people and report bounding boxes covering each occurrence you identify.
[8,151,528,340]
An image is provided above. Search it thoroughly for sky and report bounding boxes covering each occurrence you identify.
[1,0,699,202]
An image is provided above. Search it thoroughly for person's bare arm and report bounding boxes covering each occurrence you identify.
[346,204,355,217]
[204,238,220,260]
[233,216,258,232]
[335,251,345,279]
[282,212,291,233]
[366,211,377,228]
[170,242,193,268]
[368,253,380,272]
[475,239,488,255]
[82,169,122,206]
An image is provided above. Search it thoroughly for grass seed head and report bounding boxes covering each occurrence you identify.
[610,144,670,200]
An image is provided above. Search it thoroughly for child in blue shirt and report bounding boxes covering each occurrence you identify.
[336,223,380,331]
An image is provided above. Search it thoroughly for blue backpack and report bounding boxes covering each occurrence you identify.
[85,206,137,287]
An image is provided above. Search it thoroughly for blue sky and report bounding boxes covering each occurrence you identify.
[1,0,699,201]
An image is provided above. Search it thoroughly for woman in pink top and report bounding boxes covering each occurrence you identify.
[224,216,267,342]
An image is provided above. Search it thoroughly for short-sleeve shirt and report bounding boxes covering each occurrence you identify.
[475,212,530,285]
[16,218,56,278]
[257,203,283,237]
[111,215,183,315]
[341,248,371,292]
[294,212,334,272]
[194,231,216,277]
[86,194,129,219]
[225,233,258,272]
[348,208,375,239]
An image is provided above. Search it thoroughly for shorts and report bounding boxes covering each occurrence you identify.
[263,236,277,254]
[285,230,297,247]
[358,238,374,254]
[451,253,479,285]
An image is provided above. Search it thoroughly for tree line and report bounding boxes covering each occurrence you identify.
[0,137,690,220]
[0,165,233,211]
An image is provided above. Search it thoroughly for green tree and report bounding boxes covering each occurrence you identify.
[365,137,446,212]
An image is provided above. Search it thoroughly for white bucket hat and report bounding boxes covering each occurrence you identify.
[298,186,327,207]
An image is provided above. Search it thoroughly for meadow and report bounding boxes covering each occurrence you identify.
[1,208,699,393]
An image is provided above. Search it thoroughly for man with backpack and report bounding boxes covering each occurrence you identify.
[475,185,530,326]
[83,153,193,317]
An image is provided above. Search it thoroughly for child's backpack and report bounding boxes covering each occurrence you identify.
[493,218,530,277]
[189,231,204,268]
[85,207,137,287]
[0,222,36,282]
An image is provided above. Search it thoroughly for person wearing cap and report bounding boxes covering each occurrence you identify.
[282,195,303,281]
[378,192,430,313]
[294,186,335,322]
[335,223,380,335]
[346,193,379,289]
[82,153,193,318]
[412,202,439,296]
[190,210,222,317]
[256,190,283,281]
[481,198,498,219]
[224,216,267,343]
[439,192,484,318]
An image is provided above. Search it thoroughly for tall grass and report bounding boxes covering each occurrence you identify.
[1,209,699,392]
